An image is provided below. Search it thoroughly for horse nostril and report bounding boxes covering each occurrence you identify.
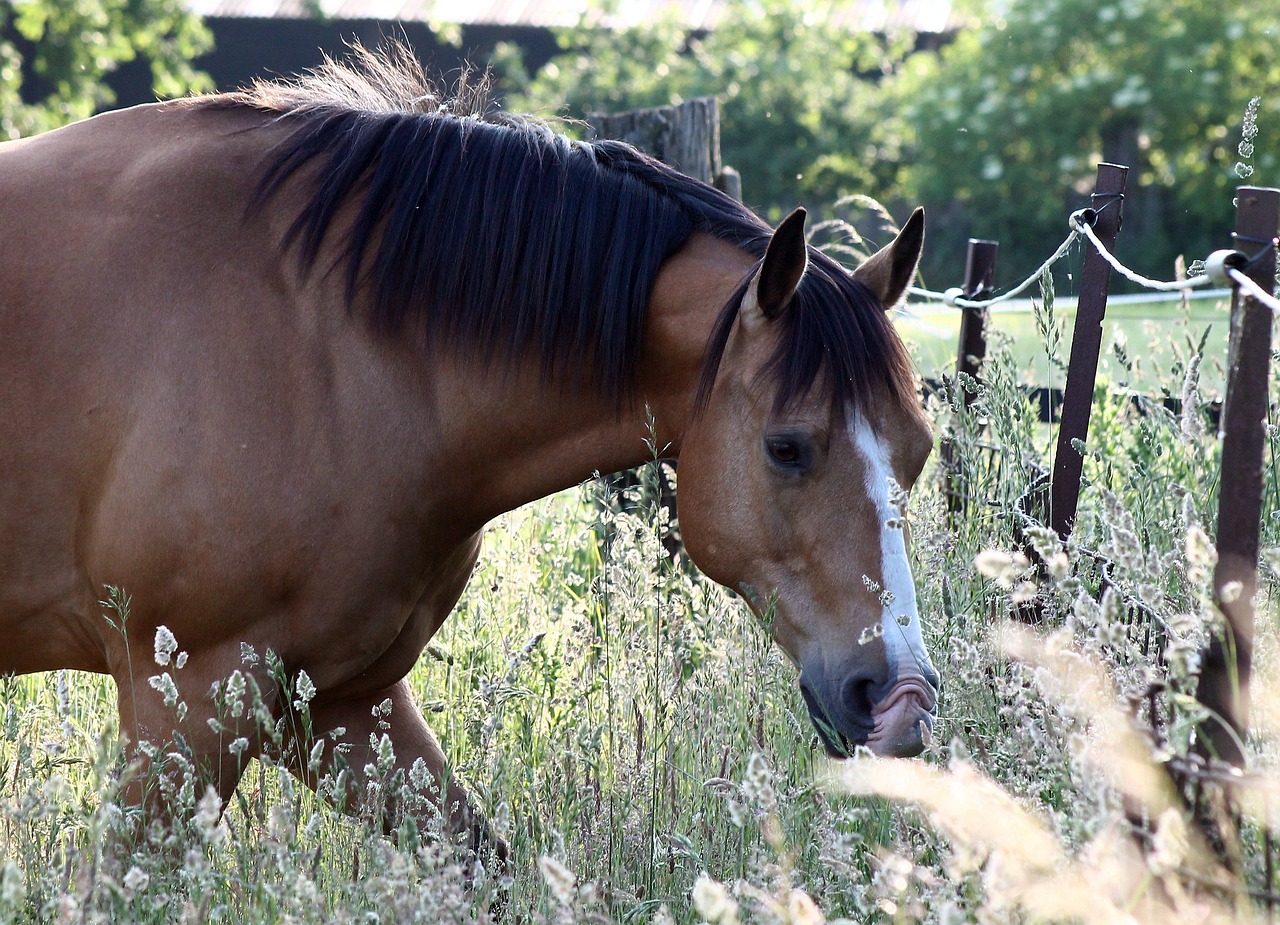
[841,675,878,721]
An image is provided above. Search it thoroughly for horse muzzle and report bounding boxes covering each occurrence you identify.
[800,669,938,759]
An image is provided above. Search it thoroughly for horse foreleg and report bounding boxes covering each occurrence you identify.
[113,654,260,837]
[290,678,507,866]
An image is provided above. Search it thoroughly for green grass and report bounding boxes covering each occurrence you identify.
[898,288,1233,392]
[2,282,1279,923]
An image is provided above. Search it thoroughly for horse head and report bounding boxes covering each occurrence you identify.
[678,207,938,758]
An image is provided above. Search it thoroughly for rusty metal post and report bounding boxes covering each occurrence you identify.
[1194,186,1280,768]
[1049,163,1129,540]
[956,240,999,387]
[944,239,998,514]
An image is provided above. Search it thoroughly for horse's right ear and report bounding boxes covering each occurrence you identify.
[744,208,808,323]
[852,207,925,311]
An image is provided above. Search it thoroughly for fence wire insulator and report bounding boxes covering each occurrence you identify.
[1204,248,1247,286]
[1069,207,1097,228]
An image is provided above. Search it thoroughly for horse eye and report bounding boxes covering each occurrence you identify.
[765,435,807,470]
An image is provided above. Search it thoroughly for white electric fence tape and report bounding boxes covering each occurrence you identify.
[906,227,1081,309]
[1071,215,1213,292]
[905,208,1278,314]
[1227,267,1280,314]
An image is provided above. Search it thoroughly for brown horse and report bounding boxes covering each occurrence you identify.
[0,48,937,849]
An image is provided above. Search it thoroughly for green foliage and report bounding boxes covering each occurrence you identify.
[505,0,1277,283]
[0,0,212,139]
[880,0,1280,282]
[501,0,913,219]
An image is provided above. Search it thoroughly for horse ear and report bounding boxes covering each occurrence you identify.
[852,207,925,311]
[750,207,809,320]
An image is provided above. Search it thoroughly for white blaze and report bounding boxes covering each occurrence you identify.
[851,416,935,680]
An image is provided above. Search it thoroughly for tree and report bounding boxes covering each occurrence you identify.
[880,0,1280,283]
[0,0,212,140]
[503,0,1279,285]
[500,0,915,221]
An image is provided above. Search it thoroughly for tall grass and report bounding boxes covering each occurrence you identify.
[2,277,1277,923]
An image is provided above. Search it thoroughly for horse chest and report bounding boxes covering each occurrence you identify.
[297,529,483,698]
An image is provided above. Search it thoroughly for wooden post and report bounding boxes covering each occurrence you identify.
[588,98,721,184]
[944,239,998,514]
[1194,186,1280,768]
[1049,163,1128,540]
[714,166,742,203]
[588,98,737,557]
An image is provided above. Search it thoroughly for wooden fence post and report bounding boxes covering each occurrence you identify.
[1194,186,1280,768]
[943,239,998,514]
[588,98,737,558]
[588,97,724,187]
[1049,163,1129,541]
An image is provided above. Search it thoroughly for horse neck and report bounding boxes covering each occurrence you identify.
[442,232,755,523]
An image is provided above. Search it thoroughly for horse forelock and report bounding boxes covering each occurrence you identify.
[695,247,918,420]
[187,43,778,402]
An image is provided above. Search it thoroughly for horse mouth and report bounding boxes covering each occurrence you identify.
[801,678,936,759]
[865,679,936,757]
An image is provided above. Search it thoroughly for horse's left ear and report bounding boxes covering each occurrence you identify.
[852,207,925,311]
[751,207,809,320]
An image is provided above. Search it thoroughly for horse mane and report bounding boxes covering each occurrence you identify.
[188,44,914,413]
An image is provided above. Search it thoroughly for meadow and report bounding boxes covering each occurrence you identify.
[900,288,1234,391]
[1,277,1278,924]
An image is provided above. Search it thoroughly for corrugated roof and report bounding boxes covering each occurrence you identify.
[186,0,955,32]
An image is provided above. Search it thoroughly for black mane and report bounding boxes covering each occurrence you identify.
[191,46,914,413]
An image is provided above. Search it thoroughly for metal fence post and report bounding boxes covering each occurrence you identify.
[1049,163,1129,541]
[1194,186,1280,768]
[943,239,998,514]
[956,240,999,387]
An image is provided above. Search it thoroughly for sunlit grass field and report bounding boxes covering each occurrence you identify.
[899,287,1233,391]
[2,287,1279,923]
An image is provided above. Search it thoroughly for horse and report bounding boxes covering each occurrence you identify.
[0,45,938,854]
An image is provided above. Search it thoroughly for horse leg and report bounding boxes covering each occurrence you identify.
[112,648,262,836]
[290,678,507,866]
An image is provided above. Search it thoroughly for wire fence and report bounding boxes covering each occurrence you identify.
[925,173,1280,909]
[906,224,1083,309]
[909,207,1280,313]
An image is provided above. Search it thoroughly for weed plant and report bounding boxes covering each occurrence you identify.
[2,278,1278,923]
